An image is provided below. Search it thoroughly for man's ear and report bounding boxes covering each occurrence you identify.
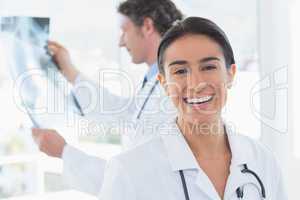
[227,64,237,89]
[142,17,155,36]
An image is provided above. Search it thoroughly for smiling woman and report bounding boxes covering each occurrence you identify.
[158,34,235,126]
[157,17,236,129]
[98,17,287,200]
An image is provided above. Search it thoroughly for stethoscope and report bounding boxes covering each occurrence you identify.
[179,164,266,199]
[136,80,159,119]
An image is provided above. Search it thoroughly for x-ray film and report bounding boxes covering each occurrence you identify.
[0,16,58,103]
[0,17,56,76]
[0,16,82,126]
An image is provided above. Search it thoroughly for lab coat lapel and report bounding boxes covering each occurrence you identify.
[160,121,199,171]
[224,125,263,198]
[195,170,222,200]
[161,121,264,200]
[161,121,222,200]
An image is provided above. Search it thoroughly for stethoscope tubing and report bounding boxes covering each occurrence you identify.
[179,164,266,200]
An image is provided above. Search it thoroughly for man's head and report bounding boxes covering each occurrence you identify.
[117,0,183,65]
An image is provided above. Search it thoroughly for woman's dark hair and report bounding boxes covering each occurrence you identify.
[157,17,235,75]
[118,0,183,36]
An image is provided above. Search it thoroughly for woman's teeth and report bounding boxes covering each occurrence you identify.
[184,96,213,104]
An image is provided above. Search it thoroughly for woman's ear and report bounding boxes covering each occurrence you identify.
[226,64,237,89]
[157,73,169,95]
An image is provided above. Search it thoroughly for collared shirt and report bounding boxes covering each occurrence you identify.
[140,63,159,89]
[145,62,159,83]
[99,119,287,200]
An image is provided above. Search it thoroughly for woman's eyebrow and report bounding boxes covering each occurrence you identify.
[168,57,220,67]
[168,60,187,67]
[199,57,221,63]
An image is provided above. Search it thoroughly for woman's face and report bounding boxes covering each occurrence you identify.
[158,34,236,125]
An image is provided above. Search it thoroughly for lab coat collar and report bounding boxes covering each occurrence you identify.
[160,120,257,171]
[160,121,199,171]
[160,119,263,198]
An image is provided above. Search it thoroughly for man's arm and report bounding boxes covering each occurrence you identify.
[48,41,79,84]
[98,157,136,200]
[48,41,136,122]
[31,42,137,194]
[32,128,66,158]
[62,145,106,195]
[32,128,106,195]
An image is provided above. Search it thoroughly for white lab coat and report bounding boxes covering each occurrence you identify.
[99,120,288,200]
[62,70,176,194]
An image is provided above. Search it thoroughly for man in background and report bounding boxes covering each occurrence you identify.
[32,0,183,195]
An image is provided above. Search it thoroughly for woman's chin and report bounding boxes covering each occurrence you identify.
[181,114,218,126]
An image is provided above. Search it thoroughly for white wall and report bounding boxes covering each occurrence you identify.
[289,0,300,198]
[258,0,299,198]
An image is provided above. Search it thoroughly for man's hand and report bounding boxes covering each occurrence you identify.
[32,128,66,158]
[48,41,79,84]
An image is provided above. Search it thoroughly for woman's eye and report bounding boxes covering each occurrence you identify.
[202,65,217,71]
[174,68,188,74]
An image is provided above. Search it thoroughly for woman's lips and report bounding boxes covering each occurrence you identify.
[183,95,214,110]
[183,95,213,104]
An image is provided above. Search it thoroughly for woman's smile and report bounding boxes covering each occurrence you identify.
[183,94,214,110]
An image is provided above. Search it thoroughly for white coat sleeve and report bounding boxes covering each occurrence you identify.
[98,157,136,200]
[273,159,288,200]
[62,144,106,195]
[72,74,136,125]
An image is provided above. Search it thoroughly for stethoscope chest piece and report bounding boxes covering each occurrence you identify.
[235,164,266,199]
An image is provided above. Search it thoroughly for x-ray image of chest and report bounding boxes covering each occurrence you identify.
[0,16,82,129]
[0,17,66,108]
[0,17,55,74]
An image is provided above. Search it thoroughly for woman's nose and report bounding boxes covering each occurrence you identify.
[187,72,206,92]
[187,72,201,87]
